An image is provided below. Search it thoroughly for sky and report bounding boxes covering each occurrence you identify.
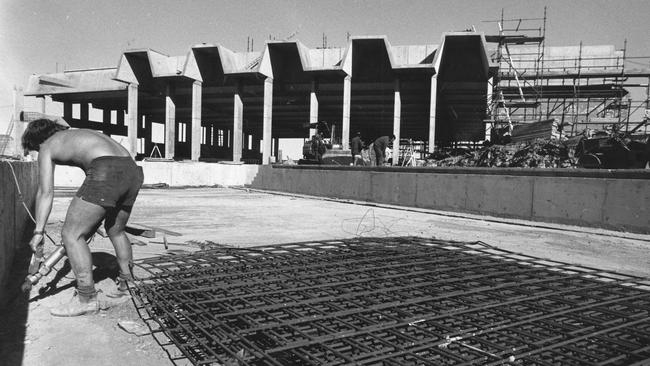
[1,0,649,133]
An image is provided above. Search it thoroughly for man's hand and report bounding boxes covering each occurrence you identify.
[29,233,45,257]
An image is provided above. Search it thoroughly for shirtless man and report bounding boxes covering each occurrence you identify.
[22,119,144,317]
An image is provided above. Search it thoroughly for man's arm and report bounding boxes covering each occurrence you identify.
[29,150,55,251]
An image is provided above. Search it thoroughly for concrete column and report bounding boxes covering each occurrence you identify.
[103,109,111,123]
[38,96,46,113]
[309,79,319,137]
[103,109,111,134]
[232,82,243,163]
[63,102,72,120]
[342,75,351,149]
[262,77,273,165]
[253,136,261,153]
[392,78,401,166]
[428,75,438,153]
[190,81,202,161]
[273,138,280,162]
[164,83,176,159]
[144,117,153,155]
[12,87,24,156]
[117,110,125,125]
[127,83,139,157]
[80,103,89,123]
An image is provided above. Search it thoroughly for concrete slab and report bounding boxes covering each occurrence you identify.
[8,187,650,366]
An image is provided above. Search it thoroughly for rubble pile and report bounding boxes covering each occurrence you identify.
[426,139,577,168]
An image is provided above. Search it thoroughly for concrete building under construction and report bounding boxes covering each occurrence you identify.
[3,12,650,365]
[10,19,650,165]
[19,32,492,164]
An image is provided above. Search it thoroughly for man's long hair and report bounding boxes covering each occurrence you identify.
[22,119,69,152]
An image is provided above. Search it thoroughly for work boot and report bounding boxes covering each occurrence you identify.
[50,291,99,317]
[104,276,132,299]
[97,290,131,310]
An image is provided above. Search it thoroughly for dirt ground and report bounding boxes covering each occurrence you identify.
[2,187,649,366]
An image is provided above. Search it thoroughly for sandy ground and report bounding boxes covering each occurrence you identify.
[2,187,649,366]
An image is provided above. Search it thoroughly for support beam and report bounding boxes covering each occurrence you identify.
[262,77,273,165]
[127,83,139,157]
[428,75,438,153]
[342,75,351,149]
[164,83,176,159]
[191,81,202,161]
[232,82,243,163]
[309,79,319,137]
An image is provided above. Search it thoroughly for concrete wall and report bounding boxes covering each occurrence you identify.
[54,161,261,187]
[1,160,37,308]
[52,161,650,233]
[249,165,650,234]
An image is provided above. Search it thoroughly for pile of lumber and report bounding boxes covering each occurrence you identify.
[510,119,562,143]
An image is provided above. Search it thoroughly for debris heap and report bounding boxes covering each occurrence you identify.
[426,139,577,168]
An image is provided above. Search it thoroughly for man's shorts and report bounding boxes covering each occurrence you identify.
[76,156,144,208]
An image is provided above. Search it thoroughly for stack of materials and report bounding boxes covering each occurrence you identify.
[510,119,562,143]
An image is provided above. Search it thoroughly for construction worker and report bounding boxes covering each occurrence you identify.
[22,119,144,317]
[350,132,364,166]
[311,133,323,164]
[373,134,395,166]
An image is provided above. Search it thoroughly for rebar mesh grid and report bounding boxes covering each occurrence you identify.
[130,237,650,366]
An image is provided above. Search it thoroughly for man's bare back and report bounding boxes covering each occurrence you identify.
[23,120,143,317]
[40,129,131,171]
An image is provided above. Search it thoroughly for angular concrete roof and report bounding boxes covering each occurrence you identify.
[25,67,127,96]
[25,32,494,96]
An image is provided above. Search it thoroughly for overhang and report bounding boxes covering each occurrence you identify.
[25,68,128,96]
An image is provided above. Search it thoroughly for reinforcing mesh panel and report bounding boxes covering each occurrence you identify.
[131,237,650,366]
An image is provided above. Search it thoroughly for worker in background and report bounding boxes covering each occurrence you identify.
[311,133,325,164]
[350,132,364,166]
[373,134,395,166]
[22,119,144,317]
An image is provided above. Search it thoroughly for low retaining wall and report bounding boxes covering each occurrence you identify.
[250,165,650,234]
[0,160,37,308]
[52,160,650,233]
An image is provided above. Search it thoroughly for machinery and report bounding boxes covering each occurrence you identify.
[299,121,352,165]
[575,121,650,169]
[21,245,66,292]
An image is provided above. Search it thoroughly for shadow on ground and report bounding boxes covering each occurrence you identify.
[0,250,120,366]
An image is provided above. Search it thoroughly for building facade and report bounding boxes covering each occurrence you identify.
[24,33,494,164]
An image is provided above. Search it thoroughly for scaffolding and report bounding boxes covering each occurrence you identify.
[484,8,650,140]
